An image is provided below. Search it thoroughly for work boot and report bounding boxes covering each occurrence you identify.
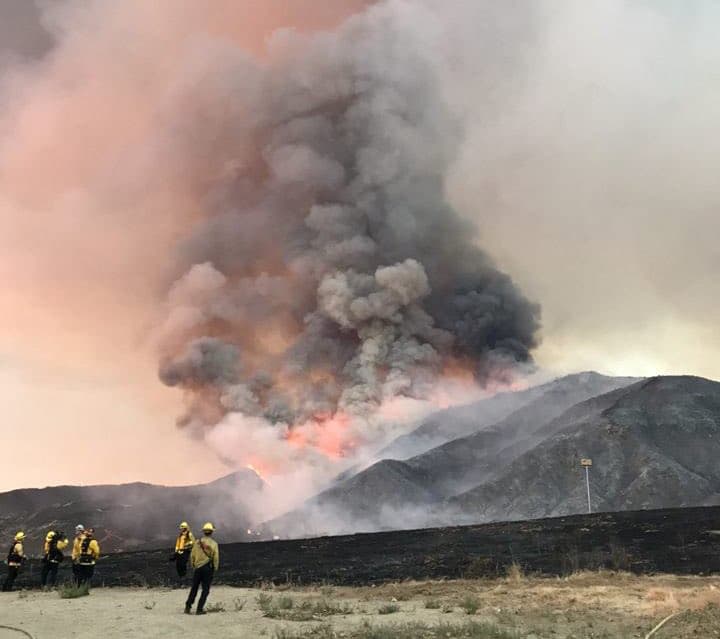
[196,609,206,616]
[184,605,192,615]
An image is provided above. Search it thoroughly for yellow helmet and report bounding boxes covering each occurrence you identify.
[179,522,189,529]
[46,531,56,541]
[202,522,215,533]
[14,532,25,541]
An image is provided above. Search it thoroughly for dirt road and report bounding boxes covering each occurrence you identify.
[1,573,719,638]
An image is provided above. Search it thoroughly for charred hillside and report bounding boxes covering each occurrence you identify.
[379,371,639,461]
[448,376,720,522]
[269,372,643,536]
[7,506,720,588]
[0,471,262,554]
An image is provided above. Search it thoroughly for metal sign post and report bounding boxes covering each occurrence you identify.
[580,458,592,514]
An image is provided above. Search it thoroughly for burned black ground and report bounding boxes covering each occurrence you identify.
[6,505,720,589]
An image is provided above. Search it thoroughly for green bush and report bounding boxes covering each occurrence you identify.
[272,620,519,639]
[460,596,480,615]
[378,603,400,615]
[263,597,353,621]
[59,583,90,599]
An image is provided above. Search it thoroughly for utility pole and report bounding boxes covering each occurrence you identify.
[580,458,593,514]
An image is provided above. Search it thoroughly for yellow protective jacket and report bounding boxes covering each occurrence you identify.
[175,530,195,553]
[190,535,219,571]
[72,535,100,565]
[8,541,25,566]
[44,533,69,562]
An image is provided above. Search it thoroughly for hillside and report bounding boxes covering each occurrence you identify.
[379,371,636,461]
[448,375,720,521]
[0,471,263,553]
[270,372,639,536]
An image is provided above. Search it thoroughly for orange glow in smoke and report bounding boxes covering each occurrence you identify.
[246,462,273,485]
[285,411,355,459]
[441,357,477,383]
[313,412,353,458]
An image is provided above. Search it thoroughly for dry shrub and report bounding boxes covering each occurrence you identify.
[505,563,525,584]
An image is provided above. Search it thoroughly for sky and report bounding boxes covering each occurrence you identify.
[0,0,718,492]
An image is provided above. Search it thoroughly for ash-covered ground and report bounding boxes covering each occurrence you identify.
[7,506,720,589]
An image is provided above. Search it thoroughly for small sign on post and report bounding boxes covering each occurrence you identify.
[580,458,592,513]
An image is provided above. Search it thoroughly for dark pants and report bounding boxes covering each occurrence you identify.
[76,564,94,586]
[186,562,213,611]
[41,560,60,587]
[176,551,189,578]
[2,566,19,592]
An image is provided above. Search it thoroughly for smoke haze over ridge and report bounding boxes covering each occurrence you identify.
[154,1,540,493]
[0,1,719,498]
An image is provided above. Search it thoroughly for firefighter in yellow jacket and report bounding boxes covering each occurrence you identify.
[174,522,195,580]
[2,532,26,592]
[71,524,85,584]
[184,522,219,615]
[41,530,69,588]
[72,527,100,587]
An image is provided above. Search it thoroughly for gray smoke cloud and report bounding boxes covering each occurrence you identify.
[157,0,541,456]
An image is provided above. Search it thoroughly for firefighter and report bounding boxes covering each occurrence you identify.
[73,527,100,587]
[41,530,69,588]
[2,532,26,592]
[184,522,219,615]
[71,524,85,584]
[174,522,195,580]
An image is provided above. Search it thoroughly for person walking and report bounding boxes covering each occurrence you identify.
[174,522,195,581]
[184,522,219,615]
[41,530,69,588]
[2,532,27,592]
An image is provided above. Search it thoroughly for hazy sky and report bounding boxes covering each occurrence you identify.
[0,0,718,492]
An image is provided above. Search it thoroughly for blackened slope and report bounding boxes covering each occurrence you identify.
[380,372,638,461]
[268,372,639,536]
[405,373,640,496]
[0,471,262,553]
[378,384,547,461]
[11,506,720,588]
[449,376,720,522]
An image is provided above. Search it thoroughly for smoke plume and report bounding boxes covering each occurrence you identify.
[155,1,541,475]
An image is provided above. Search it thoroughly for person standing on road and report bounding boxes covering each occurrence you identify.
[174,522,195,581]
[184,522,219,615]
[41,530,69,588]
[2,532,27,592]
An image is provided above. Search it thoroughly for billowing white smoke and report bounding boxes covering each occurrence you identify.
[155,1,540,496]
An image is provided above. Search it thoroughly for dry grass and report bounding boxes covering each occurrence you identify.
[272,620,520,639]
[505,562,525,584]
[644,584,720,616]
